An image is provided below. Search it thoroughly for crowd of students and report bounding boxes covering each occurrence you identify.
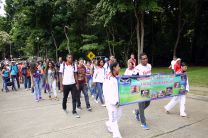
[0,53,189,138]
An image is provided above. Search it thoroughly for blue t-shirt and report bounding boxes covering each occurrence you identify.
[10,65,18,76]
[3,70,9,78]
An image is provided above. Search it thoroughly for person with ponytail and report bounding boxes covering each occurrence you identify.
[93,59,105,106]
[103,62,122,138]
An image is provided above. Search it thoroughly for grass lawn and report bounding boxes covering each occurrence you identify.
[120,67,208,87]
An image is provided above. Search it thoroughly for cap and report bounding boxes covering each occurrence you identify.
[176,58,181,62]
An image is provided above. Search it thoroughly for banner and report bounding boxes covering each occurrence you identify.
[118,74,187,106]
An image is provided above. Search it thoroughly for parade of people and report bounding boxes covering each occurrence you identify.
[0,0,208,137]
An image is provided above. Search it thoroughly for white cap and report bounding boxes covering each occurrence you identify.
[176,58,181,62]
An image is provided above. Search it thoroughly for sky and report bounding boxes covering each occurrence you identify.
[0,0,6,16]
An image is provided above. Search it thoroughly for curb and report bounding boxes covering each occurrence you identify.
[187,93,208,102]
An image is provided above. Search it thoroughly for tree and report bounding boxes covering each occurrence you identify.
[0,31,11,58]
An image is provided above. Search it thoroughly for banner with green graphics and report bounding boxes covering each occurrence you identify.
[118,74,187,106]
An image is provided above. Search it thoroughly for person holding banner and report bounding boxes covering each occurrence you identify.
[104,55,116,78]
[127,53,136,67]
[174,58,181,72]
[169,56,177,73]
[124,61,135,75]
[133,53,151,130]
[103,62,122,138]
[164,62,189,117]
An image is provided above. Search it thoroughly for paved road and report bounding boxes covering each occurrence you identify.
[0,88,208,138]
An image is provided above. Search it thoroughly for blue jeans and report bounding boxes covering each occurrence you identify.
[96,82,104,104]
[77,83,90,108]
[11,75,17,90]
[23,76,31,89]
[34,77,42,100]
[90,83,97,96]
[3,77,9,91]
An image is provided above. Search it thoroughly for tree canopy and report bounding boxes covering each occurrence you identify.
[0,0,207,66]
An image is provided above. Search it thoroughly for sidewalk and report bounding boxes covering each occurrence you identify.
[0,88,208,138]
[190,86,208,96]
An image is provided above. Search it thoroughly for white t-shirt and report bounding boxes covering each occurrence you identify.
[59,63,77,85]
[124,68,135,75]
[171,60,176,70]
[93,67,105,83]
[103,62,110,78]
[103,75,119,105]
[134,63,152,75]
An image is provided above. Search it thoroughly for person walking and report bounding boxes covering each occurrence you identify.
[103,62,122,138]
[60,54,80,118]
[1,65,10,92]
[76,58,92,111]
[124,61,135,75]
[133,53,152,130]
[127,53,136,67]
[169,56,177,73]
[174,58,181,73]
[93,59,105,106]
[10,61,18,91]
[45,61,58,100]
[31,62,43,102]
[165,62,189,117]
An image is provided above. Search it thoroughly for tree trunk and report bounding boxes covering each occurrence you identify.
[106,29,112,56]
[136,15,141,64]
[134,5,144,64]
[140,13,144,54]
[173,0,182,57]
[64,26,70,54]
[51,32,58,62]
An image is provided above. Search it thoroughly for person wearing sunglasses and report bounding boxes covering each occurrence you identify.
[133,53,152,130]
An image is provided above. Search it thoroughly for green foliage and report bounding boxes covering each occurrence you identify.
[0,31,10,46]
[1,0,207,66]
[80,34,104,51]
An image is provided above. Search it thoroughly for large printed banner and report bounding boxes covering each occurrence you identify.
[118,74,187,106]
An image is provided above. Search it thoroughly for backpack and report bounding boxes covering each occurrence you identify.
[22,67,27,75]
[10,65,18,74]
[62,62,76,76]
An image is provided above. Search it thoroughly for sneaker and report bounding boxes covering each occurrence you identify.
[101,104,106,107]
[26,89,29,91]
[166,110,170,114]
[94,99,99,103]
[141,124,149,130]
[180,112,187,117]
[35,99,39,102]
[73,112,80,118]
[113,136,122,138]
[63,109,68,114]
[39,97,42,100]
[77,106,82,110]
[105,121,112,133]
[55,96,59,101]
[87,107,92,112]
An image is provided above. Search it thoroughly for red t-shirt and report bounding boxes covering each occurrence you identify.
[174,63,181,72]
[77,65,86,84]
